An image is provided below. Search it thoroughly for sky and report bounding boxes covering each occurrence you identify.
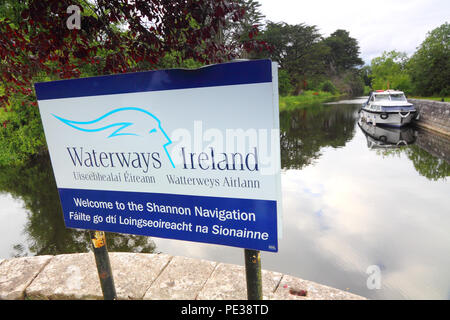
[257,0,450,65]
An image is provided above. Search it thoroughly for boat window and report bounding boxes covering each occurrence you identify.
[374,95,390,101]
[390,94,406,101]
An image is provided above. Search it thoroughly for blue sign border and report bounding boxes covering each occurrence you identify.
[35,59,272,100]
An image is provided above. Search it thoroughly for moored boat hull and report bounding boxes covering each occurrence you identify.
[359,109,417,127]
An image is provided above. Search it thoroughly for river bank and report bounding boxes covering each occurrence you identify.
[279,91,343,111]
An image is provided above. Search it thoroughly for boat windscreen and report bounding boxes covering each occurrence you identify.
[390,94,406,101]
[374,95,390,101]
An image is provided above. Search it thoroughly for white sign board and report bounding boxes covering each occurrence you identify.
[35,59,282,252]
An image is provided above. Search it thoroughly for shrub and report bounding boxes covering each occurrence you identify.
[321,80,338,94]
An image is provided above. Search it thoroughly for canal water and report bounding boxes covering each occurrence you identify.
[1,98,449,299]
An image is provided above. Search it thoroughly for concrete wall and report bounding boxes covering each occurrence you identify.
[410,99,450,136]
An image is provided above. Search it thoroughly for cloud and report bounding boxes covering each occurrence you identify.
[257,0,450,64]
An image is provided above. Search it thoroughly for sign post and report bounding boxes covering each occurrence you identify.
[35,59,282,300]
[90,231,116,300]
[244,249,263,300]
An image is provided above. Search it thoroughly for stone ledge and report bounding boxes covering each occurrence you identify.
[144,255,217,300]
[0,255,53,300]
[197,262,282,300]
[25,252,172,300]
[269,275,364,300]
[0,252,366,300]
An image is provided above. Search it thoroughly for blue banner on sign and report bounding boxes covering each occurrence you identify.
[35,59,272,100]
[58,188,278,252]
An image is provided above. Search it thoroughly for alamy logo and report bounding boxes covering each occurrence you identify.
[52,107,175,168]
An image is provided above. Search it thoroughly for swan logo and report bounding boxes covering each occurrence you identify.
[52,107,175,168]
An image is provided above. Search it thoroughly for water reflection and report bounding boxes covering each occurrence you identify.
[280,103,450,181]
[0,156,155,257]
[358,120,416,149]
[277,103,450,299]
[356,120,450,181]
[280,104,358,169]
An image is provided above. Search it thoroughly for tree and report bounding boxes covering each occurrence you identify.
[278,69,293,96]
[253,21,328,93]
[370,51,412,93]
[221,0,266,58]
[360,65,373,87]
[323,29,363,73]
[0,0,262,165]
[408,22,450,96]
[253,23,366,95]
[1,0,258,99]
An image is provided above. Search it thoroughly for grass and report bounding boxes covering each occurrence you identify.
[410,96,450,102]
[279,90,343,111]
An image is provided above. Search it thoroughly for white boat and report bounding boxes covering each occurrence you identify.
[360,90,418,127]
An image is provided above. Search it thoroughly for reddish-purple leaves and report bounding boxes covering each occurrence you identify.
[0,0,263,108]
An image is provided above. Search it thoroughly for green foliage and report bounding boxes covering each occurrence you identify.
[156,51,204,70]
[0,0,27,26]
[405,145,450,181]
[0,93,46,165]
[1,0,263,167]
[0,49,206,166]
[360,65,373,87]
[324,70,364,96]
[1,1,369,165]
[253,23,365,95]
[279,91,341,111]
[252,21,329,92]
[323,30,365,95]
[363,85,372,96]
[370,51,413,93]
[324,29,363,73]
[224,0,265,48]
[377,144,450,181]
[280,104,357,169]
[278,69,294,96]
[343,70,365,96]
[320,80,338,94]
[408,22,450,97]
[368,23,449,96]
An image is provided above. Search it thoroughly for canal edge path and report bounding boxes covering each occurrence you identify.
[0,252,366,300]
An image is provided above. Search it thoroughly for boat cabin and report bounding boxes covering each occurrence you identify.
[367,90,407,104]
